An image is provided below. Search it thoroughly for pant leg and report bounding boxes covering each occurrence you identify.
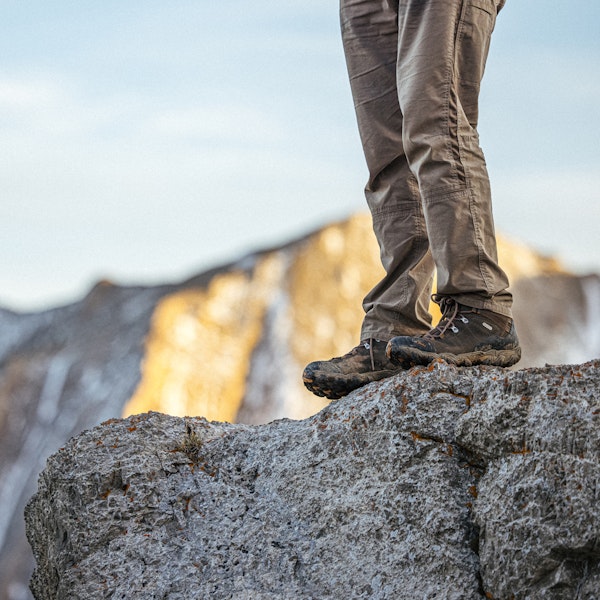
[341,0,435,340]
[397,0,513,317]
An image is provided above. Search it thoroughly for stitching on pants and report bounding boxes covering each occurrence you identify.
[467,188,493,293]
[447,0,469,187]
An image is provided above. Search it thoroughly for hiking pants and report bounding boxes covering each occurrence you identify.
[341,0,513,341]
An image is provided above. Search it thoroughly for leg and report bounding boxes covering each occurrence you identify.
[396,0,512,316]
[341,0,434,340]
[302,0,431,400]
[387,0,520,368]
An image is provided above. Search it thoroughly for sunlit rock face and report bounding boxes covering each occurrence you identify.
[125,255,289,423]
[1,213,599,599]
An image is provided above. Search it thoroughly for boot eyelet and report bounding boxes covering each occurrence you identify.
[451,326,459,333]
[460,316,469,323]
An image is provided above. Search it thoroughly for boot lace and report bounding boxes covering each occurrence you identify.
[423,298,469,340]
[343,339,377,370]
[361,338,377,370]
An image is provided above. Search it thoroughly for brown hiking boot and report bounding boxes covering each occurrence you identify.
[386,297,521,368]
[303,339,408,400]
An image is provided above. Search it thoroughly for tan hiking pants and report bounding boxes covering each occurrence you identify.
[341,0,513,341]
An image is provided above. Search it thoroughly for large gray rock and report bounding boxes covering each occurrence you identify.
[25,360,600,599]
[458,363,600,597]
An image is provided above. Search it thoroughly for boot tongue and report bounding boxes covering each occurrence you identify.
[436,296,460,315]
[441,297,454,311]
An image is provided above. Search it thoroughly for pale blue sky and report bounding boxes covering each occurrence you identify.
[1,1,599,310]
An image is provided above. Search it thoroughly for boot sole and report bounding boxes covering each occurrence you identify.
[388,345,522,368]
[303,368,401,400]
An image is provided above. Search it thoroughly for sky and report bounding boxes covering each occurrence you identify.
[1,0,599,311]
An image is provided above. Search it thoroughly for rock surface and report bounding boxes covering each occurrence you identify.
[25,360,600,599]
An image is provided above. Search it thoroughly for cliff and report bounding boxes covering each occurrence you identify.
[2,213,600,598]
[25,360,600,599]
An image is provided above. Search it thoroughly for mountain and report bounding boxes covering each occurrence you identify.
[1,213,600,599]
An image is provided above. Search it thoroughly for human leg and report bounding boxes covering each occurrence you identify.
[394,0,512,316]
[341,0,434,341]
[303,0,433,399]
[387,0,520,367]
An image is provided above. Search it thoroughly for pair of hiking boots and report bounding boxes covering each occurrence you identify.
[303,297,521,400]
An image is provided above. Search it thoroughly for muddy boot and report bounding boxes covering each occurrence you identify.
[303,339,408,400]
[386,297,521,368]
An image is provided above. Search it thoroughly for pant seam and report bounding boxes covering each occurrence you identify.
[445,0,470,188]
[468,186,494,293]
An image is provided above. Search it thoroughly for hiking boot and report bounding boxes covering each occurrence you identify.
[386,297,521,368]
[303,339,408,400]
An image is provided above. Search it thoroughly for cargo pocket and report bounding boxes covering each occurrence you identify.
[454,0,497,127]
[457,0,497,84]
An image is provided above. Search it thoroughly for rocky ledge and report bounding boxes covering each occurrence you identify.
[25,360,600,599]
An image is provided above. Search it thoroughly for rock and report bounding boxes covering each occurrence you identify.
[457,363,600,597]
[25,360,600,599]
